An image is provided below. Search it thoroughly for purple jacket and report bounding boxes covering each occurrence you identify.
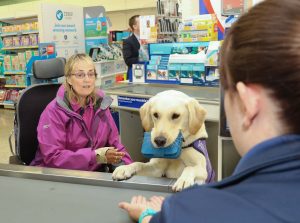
[30,85,132,170]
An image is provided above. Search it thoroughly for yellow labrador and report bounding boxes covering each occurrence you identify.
[112,90,213,191]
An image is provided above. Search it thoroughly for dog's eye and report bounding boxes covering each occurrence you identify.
[153,112,159,118]
[172,113,180,120]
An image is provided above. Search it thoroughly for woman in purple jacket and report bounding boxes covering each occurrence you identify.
[31,54,132,171]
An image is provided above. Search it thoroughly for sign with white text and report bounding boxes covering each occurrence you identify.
[40,3,85,58]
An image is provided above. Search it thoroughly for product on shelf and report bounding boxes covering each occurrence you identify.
[9,89,19,102]
[1,26,13,33]
[178,14,218,42]
[91,43,124,62]
[1,22,39,34]
[157,0,181,17]
[156,0,182,43]
[0,89,6,102]
[25,50,33,63]
[4,55,12,71]
[3,37,13,47]
[29,34,39,46]
[12,36,21,47]
[11,56,20,71]
[1,89,20,104]
[20,35,30,46]
[18,52,26,64]
[205,66,219,87]
[12,25,22,32]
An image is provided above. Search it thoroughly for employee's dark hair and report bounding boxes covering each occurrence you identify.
[220,0,300,134]
[129,15,140,30]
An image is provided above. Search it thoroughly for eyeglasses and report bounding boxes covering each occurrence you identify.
[72,71,96,79]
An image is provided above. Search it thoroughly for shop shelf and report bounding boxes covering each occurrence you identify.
[0,30,39,37]
[4,85,27,88]
[2,45,39,51]
[0,102,15,109]
[4,71,26,75]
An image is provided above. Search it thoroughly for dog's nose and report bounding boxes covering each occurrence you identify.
[154,136,167,147]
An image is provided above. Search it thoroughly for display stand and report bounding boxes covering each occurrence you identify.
[94,60,127,88]
[90,44,127,88]
[156,0,182,43]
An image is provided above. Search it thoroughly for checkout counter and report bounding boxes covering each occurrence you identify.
[0,164,172,223]
[0,83,239,222]
[103,83,221,178]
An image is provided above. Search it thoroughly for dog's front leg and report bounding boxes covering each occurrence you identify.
[112,158,168,180]
[112,162,146,180]
[172,148,207,192]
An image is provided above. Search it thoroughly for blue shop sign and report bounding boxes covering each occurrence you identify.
[118,96,148,108]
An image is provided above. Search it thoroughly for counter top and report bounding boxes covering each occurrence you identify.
[0,164,172,223]
[104,83,220,103]
[104,83,220,122]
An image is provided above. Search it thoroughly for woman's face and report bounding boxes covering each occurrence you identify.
[67,60,96,99]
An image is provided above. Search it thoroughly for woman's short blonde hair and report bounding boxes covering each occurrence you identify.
[64,53,98,106]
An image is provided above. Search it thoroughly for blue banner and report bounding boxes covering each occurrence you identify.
[149,42,209,55]
[118,96,148,108]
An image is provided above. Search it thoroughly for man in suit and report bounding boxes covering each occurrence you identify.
[123,15,140,80]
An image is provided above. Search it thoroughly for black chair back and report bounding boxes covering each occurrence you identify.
[15,84,61,164]
[13,57,65,165]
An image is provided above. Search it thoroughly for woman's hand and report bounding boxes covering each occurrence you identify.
[119,195,165,222]
[105,148,125,164]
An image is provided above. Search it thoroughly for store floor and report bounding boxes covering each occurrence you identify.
[0,109,14,164]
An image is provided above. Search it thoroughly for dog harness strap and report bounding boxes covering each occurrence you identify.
[182,138,204,149]
[183,138,216,183]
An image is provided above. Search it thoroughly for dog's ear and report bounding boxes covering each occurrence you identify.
[140,101,153,131]
[186,99,207,134]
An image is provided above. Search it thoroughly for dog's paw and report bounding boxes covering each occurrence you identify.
[112,165,135,180]
[172,176,195,192]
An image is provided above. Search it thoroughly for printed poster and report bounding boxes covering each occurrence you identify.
[40,3,85,58]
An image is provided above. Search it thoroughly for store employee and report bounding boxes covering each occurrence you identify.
[123,15,140,79]
[118,0,300,222]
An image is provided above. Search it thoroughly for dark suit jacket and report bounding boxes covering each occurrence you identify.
[123,34,140,71]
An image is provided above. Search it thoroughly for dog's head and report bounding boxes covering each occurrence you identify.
[140,90,207,148]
